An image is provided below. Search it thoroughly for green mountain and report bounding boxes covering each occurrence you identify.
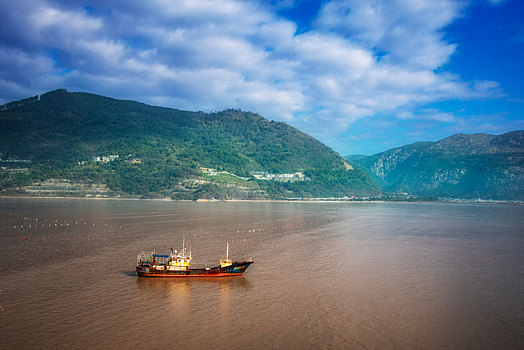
[0,89,378,199]
[346,131,524,200]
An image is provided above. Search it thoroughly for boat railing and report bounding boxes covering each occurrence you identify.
[137,253,153,265]
[152,255,170,265]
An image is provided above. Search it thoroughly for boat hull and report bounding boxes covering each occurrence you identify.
[136,261,253,277]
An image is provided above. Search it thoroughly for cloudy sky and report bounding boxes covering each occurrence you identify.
[1,0,523,155]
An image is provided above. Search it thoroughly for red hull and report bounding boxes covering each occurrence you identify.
[136,260,253,278]
[137,272,244,278]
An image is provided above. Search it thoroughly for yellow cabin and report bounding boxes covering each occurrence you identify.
[220,241,232,267]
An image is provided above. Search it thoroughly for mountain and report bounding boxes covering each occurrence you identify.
[345,131,524,200]
[0,89,378,199]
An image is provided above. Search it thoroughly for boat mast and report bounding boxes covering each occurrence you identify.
[226,241,229,261]
[183,236,185,255]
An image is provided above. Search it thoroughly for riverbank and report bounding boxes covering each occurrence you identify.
[1,193,522,205]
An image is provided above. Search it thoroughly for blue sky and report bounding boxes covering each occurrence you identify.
[0,0,522,155]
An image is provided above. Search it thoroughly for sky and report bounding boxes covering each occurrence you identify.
[0,0,523,155]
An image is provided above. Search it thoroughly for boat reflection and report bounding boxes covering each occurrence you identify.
[135,275,252,291]
[135,277,252,310]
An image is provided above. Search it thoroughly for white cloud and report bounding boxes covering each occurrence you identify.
[397,109,456,123]
[294,33,373,77]
[0,46,64,103]
[0,0,502,145]
[316,0,464,69]
[32,6,102,32]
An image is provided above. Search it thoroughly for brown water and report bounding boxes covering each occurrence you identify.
[0,198,523,349]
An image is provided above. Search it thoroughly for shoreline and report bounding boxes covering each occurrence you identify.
[0,194,522,205]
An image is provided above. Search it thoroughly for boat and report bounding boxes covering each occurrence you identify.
[136,240,253,277]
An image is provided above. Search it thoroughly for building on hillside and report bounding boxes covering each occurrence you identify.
[249,170,309,182]
[92,155,119,163]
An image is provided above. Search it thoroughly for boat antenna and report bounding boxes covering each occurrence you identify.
[183,236,185,255]
[226,241,229,261]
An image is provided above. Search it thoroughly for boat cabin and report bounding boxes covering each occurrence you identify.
[167,251,191,271]
[219,241,232,267]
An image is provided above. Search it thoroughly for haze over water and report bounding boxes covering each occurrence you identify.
[0,198,523,349]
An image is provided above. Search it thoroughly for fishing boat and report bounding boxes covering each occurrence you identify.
[136,241,253,277]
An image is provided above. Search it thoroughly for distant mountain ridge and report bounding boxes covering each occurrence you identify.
[0,89,378,199]
[346,131,524,200]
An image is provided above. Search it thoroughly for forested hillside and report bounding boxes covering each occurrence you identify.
[346,131,524,200]
[0,89,378,199]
